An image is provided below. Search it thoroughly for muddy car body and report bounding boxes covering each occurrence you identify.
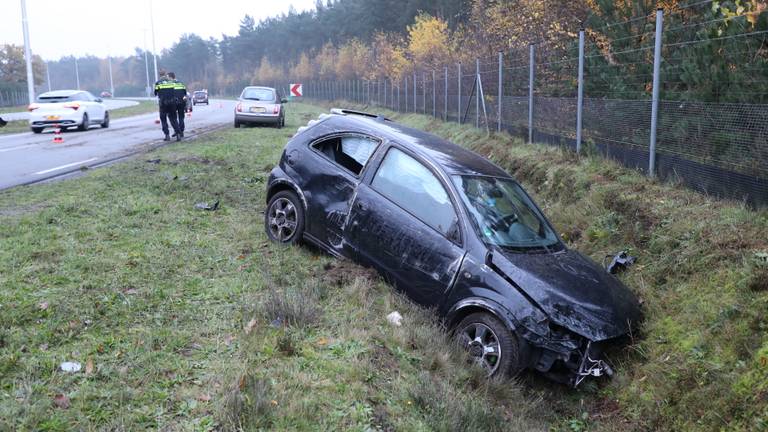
[265,109,641,385]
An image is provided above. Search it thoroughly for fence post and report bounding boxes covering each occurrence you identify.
[498,52,503,133]
[576,28,585,154]
[649,8,664,177]
[458,63,462,124]
[476,58,480,128]
[383,79,387,107]
[528,44,535,144]
[432,70,436,118]
[413,73,417,113]
[444,67,448,121]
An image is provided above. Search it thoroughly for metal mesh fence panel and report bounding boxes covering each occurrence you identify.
[290,7,768,207]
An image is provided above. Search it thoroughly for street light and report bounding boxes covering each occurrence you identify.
[74,57,80,90]
[107,56,114,97]
[143,28,151,96]
[20,0,35,104]
[149,0,158,82]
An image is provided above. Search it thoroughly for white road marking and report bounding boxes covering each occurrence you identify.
[35,158,97,175]
[0,144,37,152]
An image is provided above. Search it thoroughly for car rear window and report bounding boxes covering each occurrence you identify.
[194,91,207,96]
[242,88,275,101]
[37,95,75,103]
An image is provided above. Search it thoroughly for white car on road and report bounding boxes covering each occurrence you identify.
[28,90,109,133]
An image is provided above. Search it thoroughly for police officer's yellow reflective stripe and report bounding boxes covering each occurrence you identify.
[156,83,176,89]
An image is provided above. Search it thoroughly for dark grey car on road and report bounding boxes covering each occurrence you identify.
[264,109,642,386]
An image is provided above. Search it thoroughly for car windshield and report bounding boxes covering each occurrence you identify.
[241,88,274,101]
[452,175,562,252]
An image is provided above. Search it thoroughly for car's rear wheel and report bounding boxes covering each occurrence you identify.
[100,112,110,128]
[31,127,43,134]
[265,190,304,245]
[234,119,241,128]
[78,114,89,131]
[456,312,522,377]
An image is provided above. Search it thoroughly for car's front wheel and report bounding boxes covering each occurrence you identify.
[456,312,522,377]
[31,127,43,134]
[100,111,110,128]
[265,190,304,245]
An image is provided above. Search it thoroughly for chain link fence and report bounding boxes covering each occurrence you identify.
[292,7,768,208]
[0,91,29,108]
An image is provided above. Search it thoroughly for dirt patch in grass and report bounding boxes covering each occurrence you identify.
[322,259,380,287]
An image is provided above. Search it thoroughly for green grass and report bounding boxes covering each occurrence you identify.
[0,105,27,114]
[0,121,30,135]
[358,105,768,432]
[109,100,159,120]
[0,103,548,431]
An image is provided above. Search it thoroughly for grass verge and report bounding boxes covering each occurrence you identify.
[0,103,548,431]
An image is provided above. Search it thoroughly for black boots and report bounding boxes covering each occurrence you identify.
[163,134,170,141]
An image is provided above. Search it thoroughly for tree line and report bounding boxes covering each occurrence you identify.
[2,0,766,103]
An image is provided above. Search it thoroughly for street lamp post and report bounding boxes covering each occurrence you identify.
[46,61,51,92]
[108,56,114,97]
[143,29,151,96]
[149,0,159,82]
[20,0,35,104]
[74,57,80,90]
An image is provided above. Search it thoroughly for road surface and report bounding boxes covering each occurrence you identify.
[0,99,236,190]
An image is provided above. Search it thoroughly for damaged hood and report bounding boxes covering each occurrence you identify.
[490,248,641,341]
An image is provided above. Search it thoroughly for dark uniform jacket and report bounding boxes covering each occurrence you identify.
[171,79,187,108]
[154,77,178,108]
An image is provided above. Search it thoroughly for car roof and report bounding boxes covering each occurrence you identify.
[39,90,82,97]
[320,114,511,178]
[243,86,275,91]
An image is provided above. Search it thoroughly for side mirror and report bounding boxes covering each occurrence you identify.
[281,98,288,104]
[95,98,103,103]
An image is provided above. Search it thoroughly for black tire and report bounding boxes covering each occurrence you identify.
[264,190,304,245]
[31,127,43,134]
[456,312,522,377]
[234,119,241,128]
[78,113,89,131]
[100,111,110,128]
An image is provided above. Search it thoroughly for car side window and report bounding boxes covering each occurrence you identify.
[371,147,458,237]
[311,135,378,176]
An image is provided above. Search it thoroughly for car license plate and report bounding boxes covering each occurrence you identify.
[46,115,61,120]
[249,107,265,113]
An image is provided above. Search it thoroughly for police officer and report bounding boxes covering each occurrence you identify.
[168,72,187,138]
[154,69,181,141]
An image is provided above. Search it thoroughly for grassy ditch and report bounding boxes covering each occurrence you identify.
[369,108,768,432]
[0,103,548,431]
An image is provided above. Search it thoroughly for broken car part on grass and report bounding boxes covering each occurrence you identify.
[263,108,642,386]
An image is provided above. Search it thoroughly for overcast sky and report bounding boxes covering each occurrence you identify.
[1,0,318,60]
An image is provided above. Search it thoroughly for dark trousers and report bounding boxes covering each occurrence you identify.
[176,104,186,133]
[159,104,180,136]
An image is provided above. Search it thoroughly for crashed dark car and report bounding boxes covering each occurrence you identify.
[264,109,642,386]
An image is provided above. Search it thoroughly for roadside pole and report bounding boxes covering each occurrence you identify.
[21,0,35,104]
[648,8,664,177]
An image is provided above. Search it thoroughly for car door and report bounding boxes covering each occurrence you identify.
[295,133,380,255]
[346,145,465,308]
[86,92,105,121]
